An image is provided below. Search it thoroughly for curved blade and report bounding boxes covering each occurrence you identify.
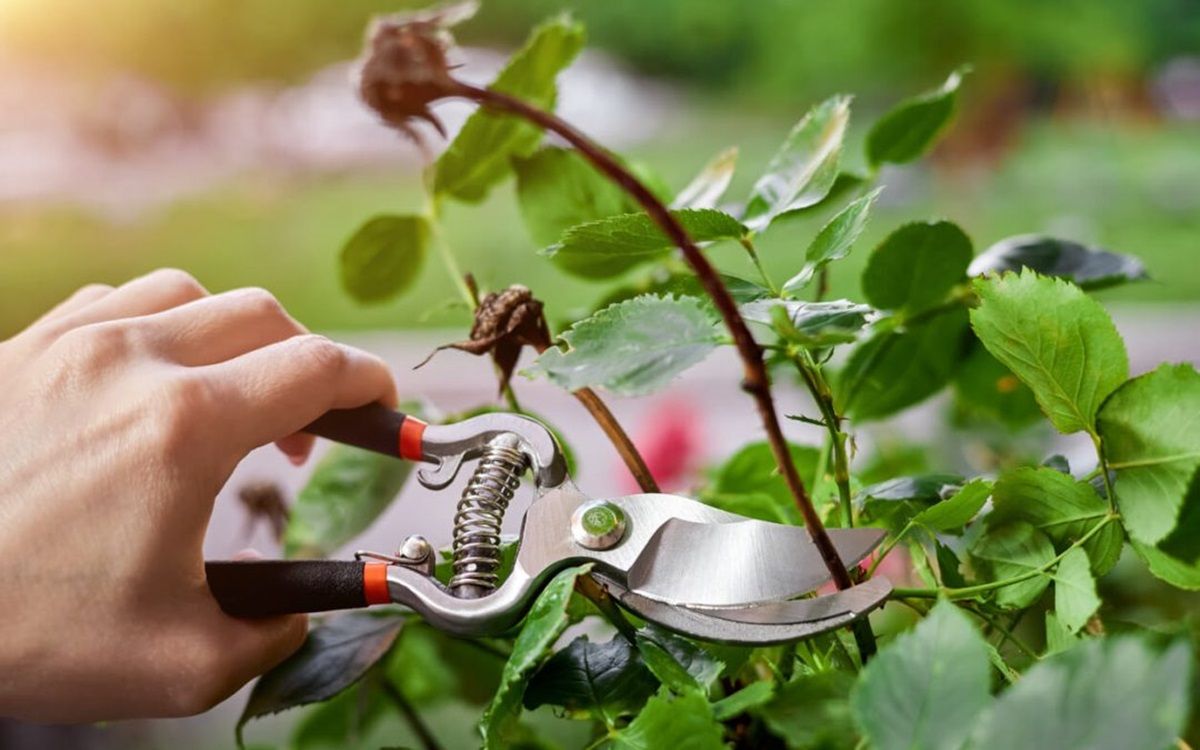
[600,575,892,645]
[626,521,884,607]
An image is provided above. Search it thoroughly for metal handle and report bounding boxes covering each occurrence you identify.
[205,560,391,618]
[304,403,426,461]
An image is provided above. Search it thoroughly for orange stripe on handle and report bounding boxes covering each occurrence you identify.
[399,417,427,461]
[363,563,391,605]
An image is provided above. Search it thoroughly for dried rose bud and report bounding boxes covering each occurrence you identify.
[237,480,290,542]
[357,1,477,140]
[420,284,553,393]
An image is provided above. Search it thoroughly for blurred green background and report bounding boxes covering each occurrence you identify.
[1,0,1197,339]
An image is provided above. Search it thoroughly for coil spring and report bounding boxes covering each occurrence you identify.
[449,434,528,598]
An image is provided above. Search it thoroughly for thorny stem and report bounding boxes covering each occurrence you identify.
[891,515,1117,601]
[453,79,873,657]
[381,678,443,750]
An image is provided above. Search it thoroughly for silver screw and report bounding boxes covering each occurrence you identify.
[571,500,628,550]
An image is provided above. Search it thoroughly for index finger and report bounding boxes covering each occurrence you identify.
[201,334,399,452]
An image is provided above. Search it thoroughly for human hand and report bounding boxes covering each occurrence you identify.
[0,270,397,721]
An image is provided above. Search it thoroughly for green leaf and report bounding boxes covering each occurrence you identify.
[432,16,584,201]
[635,639,698,695]
[936,542,968,588]
[851,600,990,750]
[1053,547,1100,634]
[861,221,973,312]
[338,215,429,304]
[987,466,1122,576]
[1130,539,1200,590]
[866,68,965,167]
[672,146,738,210]
[742,298,874,347]
[481,564,591,750]
[759,671,857,750]
[543,208,748,279]
[522,635,656,725]
[743,95,850,231]
[970,270,1129,434]
[593,270,768,313]
[712,680,775,721]
[635,625,723,692]
[859,472,963,531]
[514,147,638,247]
[525,295,720,396]
[288,682,388,750]
[839,309,971,421]
[285,434,419,558]
[968,235,1148,291]
[701,441,820,525]
[953,342,1042,429]
[386,622,504,707]
[969,522,1056,608]
[969,636,1192,750]
[1044,612,1080,655]
[913,478,992,532]
[783,188,882,293]
[1097,363,1200,547]
[238,612,406,744]
[609,689,725,750]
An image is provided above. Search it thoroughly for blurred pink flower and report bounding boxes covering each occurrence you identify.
[618,398,704,493]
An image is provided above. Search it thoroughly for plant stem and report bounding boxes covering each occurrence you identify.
[739,236,778,295]
[426,209,476,310]
[453,80,860,607]
[792,348,854,527]
[381,679,443,750]
[867,520,914,577]
[891,515,1117,601]
[964,604,1038,660]
[1089,430,1119,513]
[576,575,639,644]
[572,386,660,493]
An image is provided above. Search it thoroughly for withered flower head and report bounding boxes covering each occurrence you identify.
[420,284,553,394]
[357,1,478,142]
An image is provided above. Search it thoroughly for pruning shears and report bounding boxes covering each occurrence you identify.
[206,407,892,645]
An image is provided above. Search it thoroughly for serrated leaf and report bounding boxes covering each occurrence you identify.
[1053,547,1100,633]
[526,294,720,396]
[522,635,656,725]
[839,309,971,421]
[968,235,1148,291]
[742,298,874,347]
[859,472,963,531]
[544,208,747,279]
[851,601,990,750]
[970,270,1129,434]
[238,612,406,744]
[514,147,638,246]
[759,671,857,750]
[285,425,420,558]
[743,95,850,231]
[672,146,738,210]
[712,681,775,721]
[338,215,429,304]
[433,16,584,201]
[969,636,1192,750]
[1130,539,1200,590]
[1097,363,1200,548]
[987,466,1122,576]
[608,689,725,750]
[862,220,973,312]
[969,521,1056,608]
[867,68,965,167]
[913,479,991,532]
[953,342,1042,429]
[480,564,591,749]
[783,188,881,293]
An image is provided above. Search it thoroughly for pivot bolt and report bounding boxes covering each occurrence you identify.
[571,500,627,550]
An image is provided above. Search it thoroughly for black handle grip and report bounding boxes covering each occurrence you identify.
[305,404,411,458]
[206,560,370,618]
